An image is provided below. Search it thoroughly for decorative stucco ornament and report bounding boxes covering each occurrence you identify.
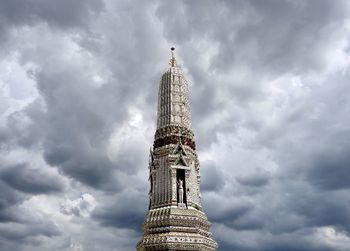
[137,48,217,251]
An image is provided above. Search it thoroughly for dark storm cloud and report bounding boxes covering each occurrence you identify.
[0,99,44,150]
[38,74,120,189]
[0,180,62,251]
[153,4,350,250]
[308,155,350,191]
[33,51,149,189]
[290,190,350,231]
[297,72,350,193]
[202,192,254,227]
[0,0,350,251]
[212,203,253,225]
[201,160,226,191]
[0,0,166,191]
[0,182,25,215]
[0,163,65,194]
[157,0,349,75]
[156,0,350,147]
[0,160,65,246]
[304,130,350,191]
[0,220,60,241]
[0,0,104,30]
[236,171,270,187]
[92,190,147,231]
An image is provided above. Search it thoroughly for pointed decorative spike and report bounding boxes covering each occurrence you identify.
[169,47,177,67]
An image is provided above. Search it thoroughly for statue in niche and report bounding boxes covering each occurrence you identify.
[177,178,184,204]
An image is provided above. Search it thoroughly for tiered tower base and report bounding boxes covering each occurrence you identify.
[137,207,217,251]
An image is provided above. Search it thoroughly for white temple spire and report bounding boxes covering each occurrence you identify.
[137,48,217,251]
[157,48,192,129]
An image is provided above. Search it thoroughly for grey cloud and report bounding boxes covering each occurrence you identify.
[203,194,254,226]
[0,162,65,244]
[60,193,96,217]
[0,0,104,30]
[228,215,263,231]
[34,68,125,189]
[287,187,350,232]
[92,190,147,231]
[0,220,61,242]
[6,0,167,191]
[214,204,253,225]
[156,0,350,147]
[0,204,61,251]
[1,99,45,150]
[0,182,26,220]
[0,163,65,194]
[201,160,226,191]
[0,0,350,251]
[304,130,350,191]
[94,206,145,231]
[191,0,347,75]
[308,152,350,191]
[236,170,270,187]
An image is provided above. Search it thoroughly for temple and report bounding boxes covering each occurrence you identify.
[137,48,217,251]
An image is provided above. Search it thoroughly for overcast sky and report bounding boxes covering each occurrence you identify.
[0,1,350,251]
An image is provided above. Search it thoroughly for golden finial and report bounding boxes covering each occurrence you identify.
[169,47,177,67]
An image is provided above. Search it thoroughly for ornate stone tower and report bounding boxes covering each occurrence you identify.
[137,48,217,251]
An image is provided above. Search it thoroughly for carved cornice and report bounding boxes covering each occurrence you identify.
[154,135,196,151]
[155,125,194,140]
[137,232,217,251]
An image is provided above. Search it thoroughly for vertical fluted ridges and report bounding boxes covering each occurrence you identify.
[137,49,217,251]
[157,66,192,129]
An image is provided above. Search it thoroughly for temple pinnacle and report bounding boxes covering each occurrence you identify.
[170,47,177,67]
[137,48,217,251]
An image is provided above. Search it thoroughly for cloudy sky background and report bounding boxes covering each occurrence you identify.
[1,0,350,250]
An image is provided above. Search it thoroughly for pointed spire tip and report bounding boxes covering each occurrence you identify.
[170,47,177,67]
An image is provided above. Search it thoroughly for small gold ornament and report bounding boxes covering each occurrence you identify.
[170,47,177,67]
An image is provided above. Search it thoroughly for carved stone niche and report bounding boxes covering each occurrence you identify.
[176,168,187,207]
